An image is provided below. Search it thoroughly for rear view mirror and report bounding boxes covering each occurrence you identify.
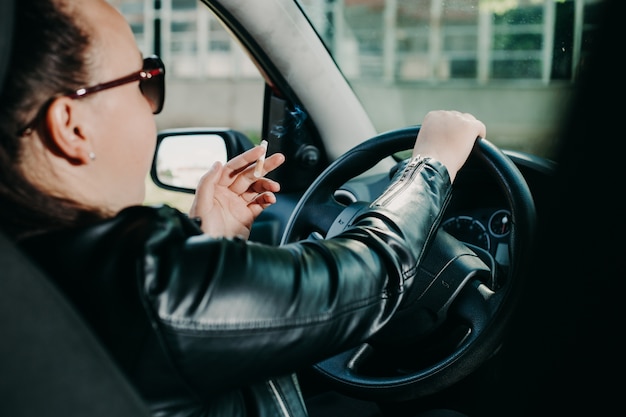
[151,128,254,194]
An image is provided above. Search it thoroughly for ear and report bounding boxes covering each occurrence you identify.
[44,97,93,164]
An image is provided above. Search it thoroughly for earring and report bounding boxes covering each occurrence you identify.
[88,152,96,161]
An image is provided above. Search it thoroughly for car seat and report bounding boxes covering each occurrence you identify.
[0,231,152,416]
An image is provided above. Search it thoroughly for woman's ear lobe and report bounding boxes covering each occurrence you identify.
[44,97,92,163]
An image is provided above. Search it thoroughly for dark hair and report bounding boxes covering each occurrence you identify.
[0,0,106,240]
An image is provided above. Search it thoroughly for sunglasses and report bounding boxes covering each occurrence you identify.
[18,55,165,136]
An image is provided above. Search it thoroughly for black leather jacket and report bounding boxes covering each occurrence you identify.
[20,156,451,417]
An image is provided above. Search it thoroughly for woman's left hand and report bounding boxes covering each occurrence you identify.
[190,144,285,239]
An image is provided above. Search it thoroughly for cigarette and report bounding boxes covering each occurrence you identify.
[254,140,268,178]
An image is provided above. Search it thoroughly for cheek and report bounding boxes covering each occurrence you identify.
[125,113,157,182]
[120,91,156,160]
[99,99,157,198]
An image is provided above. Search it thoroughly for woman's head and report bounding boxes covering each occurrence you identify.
[0,0,162,239]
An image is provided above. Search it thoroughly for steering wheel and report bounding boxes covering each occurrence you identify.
[280,126,536,401]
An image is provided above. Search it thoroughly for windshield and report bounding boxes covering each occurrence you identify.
[296,0,603,157]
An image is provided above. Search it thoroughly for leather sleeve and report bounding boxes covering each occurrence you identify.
[142,156,452,392]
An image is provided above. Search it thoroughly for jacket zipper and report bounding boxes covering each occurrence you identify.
[374,156,427,207]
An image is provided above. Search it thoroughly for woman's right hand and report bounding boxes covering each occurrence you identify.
[412,110,486,183]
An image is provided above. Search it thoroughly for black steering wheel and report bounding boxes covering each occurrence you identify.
[280,126,536,401]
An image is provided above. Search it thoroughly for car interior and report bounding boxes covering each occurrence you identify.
[0,0,622,416]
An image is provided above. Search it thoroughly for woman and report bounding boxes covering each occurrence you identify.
[0,0,486,416]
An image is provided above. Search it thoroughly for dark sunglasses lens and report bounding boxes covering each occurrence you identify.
[141,57,165,114]
[140,77,164,114]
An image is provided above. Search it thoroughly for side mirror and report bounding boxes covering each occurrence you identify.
[151,128,254,194]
